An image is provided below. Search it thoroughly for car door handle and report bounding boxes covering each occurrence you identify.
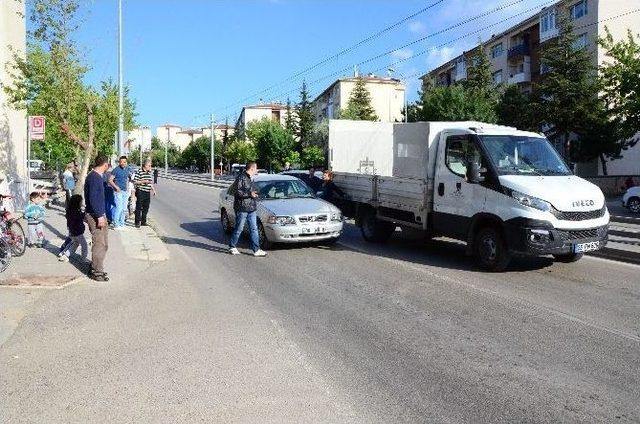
[438,183,444,196]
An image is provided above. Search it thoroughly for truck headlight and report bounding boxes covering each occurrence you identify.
[267,215,296,225]
[331,211,342,222]
[510,190,551,212]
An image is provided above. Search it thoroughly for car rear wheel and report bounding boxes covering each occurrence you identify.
[628,197,640,214]
[553,252,584,263]
[221,210,233,235]
[475,226,511,272]
[360,210,395,243]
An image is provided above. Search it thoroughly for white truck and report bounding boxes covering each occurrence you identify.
[329,120,610,271]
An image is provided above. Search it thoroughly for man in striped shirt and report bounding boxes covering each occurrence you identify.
[133,160,156,228]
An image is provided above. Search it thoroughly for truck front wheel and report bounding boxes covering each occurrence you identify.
[475,227,511,272]
[360,210,395,243]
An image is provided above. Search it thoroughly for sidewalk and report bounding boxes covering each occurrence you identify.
[0,204,169,346]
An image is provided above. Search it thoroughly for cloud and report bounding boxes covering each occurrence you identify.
[391,48,414,61]
[408,20,427,35]
[427,46,455,64]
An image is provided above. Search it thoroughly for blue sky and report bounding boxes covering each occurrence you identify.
[69,0,555,130]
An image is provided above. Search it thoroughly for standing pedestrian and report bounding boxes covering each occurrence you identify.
[133,160,156,228]
[317,170,345,204]
[153,168,159,184]
[84,155,110,282]
[307,167,322,192]
[58,194,88,263]
[24,192,47,247]
[62,163,76,207]
[111,156,131,229]
[103,163,117,225]
[228,162,266,257]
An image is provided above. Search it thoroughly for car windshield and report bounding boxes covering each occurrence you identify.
[479,135,571,176]
[255,179,315,199]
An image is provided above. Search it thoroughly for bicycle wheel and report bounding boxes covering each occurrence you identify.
[0,239,11,273]
[7,220,26,257]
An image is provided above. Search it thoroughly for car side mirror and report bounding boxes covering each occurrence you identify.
[466,162,485,184]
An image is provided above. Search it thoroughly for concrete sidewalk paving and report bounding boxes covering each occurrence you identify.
[0,205,169,346]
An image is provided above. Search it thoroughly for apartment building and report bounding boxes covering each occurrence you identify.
[0,0,27,205]
[312,76,406,123]
[236,103,289,139]
[127,126,153,152]
[202,124,235,142]
[421,0,640,175]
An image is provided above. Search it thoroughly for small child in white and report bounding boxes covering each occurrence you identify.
[24,191,47,247]
[58,194,88,262]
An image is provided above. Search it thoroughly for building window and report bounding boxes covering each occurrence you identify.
[540,9,557,33]
[573,32,588,50]
[570,0,588,20]
[272,110,281,122]
[492,70,503,84]
[491,43,503,58]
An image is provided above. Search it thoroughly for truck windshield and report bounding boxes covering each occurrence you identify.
[479,135,571,176]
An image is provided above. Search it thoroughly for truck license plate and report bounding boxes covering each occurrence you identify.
[574,241,599,253]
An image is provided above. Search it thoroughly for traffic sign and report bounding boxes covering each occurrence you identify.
[29,116,46,141]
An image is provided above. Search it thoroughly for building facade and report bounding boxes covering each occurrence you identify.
[312,76,406,124]
[421,0,640,175]
[127,126,153,153]
[235,103,289,139]
[0,0,27,206]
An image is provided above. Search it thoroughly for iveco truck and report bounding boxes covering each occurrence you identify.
[329,120,609,271]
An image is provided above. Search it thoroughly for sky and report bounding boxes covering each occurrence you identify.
[64,0,557,131]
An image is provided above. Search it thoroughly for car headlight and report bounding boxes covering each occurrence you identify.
[267,215,296,225]
[331,211,342,222]
[510,190,551,212]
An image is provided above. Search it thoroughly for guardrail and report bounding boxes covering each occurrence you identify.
[159,171,233,189]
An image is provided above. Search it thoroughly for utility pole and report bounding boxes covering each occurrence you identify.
[210,114,215,181]
[117,0,124,156]
[165,126,169,175]
[139,127,144,166]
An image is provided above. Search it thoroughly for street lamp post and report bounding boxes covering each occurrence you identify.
[210,114,215,181]
[388,68,408,123]
[117,0,124,155]
[165,126,169,175]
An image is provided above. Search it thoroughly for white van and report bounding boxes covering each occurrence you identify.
[330,120,609,271]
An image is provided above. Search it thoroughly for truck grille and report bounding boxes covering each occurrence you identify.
[552,206,606,221]
[298,214,328,223]
[566,228,598,240]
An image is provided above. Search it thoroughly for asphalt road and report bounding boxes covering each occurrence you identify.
[2,178,639,423]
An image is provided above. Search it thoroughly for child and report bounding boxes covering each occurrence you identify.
[58,194,88,262]
[24,191,47,247]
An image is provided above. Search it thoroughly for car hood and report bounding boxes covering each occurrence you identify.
[499,175,605,211]
[259,198,337,216]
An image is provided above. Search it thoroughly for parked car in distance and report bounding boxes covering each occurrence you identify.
[622,186,640,214]
[219,174,343,249]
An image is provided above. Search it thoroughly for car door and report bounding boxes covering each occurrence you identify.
[433,132,487,240]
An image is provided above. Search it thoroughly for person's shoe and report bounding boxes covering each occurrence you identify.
[253,249,267,257]
[229,247,240,255]
[58,254,69,262]
[135,223,141,228]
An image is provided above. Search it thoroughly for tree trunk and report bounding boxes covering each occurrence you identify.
[74,144,93,195]
[599,153,608,176]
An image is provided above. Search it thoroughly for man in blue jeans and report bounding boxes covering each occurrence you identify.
[111,156,131,229]
[229,162,267,257]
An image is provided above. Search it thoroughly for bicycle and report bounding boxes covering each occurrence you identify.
[0,195,27,257]
[0,232,11,273]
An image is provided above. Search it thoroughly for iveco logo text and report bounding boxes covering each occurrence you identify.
[572,199,595,208]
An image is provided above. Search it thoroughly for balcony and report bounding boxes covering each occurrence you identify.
[508,72,531,84]
[507,43,530,59]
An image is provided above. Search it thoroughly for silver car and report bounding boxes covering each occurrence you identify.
[219,174,343,248]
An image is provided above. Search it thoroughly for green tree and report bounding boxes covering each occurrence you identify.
[599,27,640,146]
[284,151,301,168]
[284,97,298,136]
[496,85,538,131]
[177,136,222,172]
[535,15,600,159]
[149,142,180,169]
[340,77,378,121]
[226,140,257,164]
[246,118,295,171]
[418,85,497,122]
[301,146,325,168]
[150,136,162,150]
[297,81,314,149]
[2,0,137,190]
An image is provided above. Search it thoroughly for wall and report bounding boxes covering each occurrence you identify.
[337,79,406,123]
[0,0,27,209]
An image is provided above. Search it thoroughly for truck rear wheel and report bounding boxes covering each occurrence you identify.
[360,210,395,243]
[475,227,511,272]
[553,253,583,263]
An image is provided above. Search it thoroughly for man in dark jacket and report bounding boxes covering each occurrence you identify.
[84,155,110,281]
[228,162,266,257]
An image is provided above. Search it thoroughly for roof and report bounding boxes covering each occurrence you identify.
[159,123,182,128]
[242,103,288,110]
[253,174,297,182]
[177,128,203,135]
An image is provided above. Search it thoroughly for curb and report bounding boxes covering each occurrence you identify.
[0,275,87,290]
[610,215,640,225]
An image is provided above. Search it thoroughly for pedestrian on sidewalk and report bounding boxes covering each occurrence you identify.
[24,192,47,247]
[134,160,156,228]
[153,168,159,184]
[111,156,131,229]
[62,163,76,207]
[84,155,110,282]
[103,163,117,225]
[58,194,88,262]
[228,162,267,257]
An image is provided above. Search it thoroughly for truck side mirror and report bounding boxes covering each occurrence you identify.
[466,162,485,184]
